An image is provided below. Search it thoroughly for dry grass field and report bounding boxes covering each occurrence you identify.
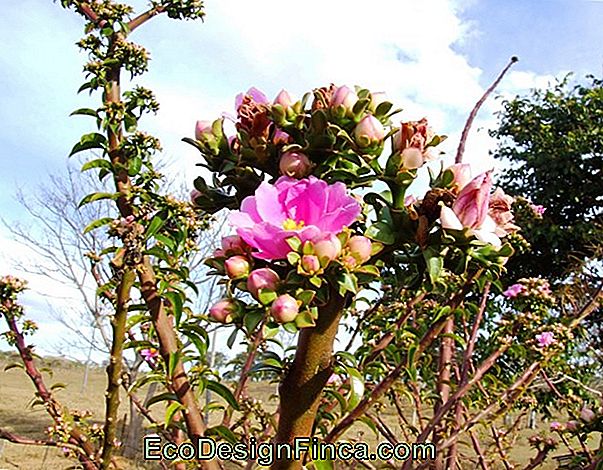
[0,352,598,469]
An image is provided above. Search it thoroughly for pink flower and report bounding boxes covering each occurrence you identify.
[271,294,299,323]
[279,151,313,178]
[274,89,293,108]
[489,188,519,237]
[580,407,595,422]
[447,163,472,192]
[195,120,213,140]
[224,255,251,279]
[535,331,555,348]
[394,118,434,169]
[566,420,579,432]
[247,268,280,299]
[503,284,525,298]
[229,176,361,260]
[439,171,502,246]
[235,88,271,141]
[531,204,546,216]
[354,115,385,148]
[140,348,159,362]
[404,195,417,207]
[550,421,564,431]
[235,87,269,110]
[209,299,237,323]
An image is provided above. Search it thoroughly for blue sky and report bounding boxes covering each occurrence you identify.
[1,0,602,358]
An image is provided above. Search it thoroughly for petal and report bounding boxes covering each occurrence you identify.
[440,206,463,230]
[472,228,501,247]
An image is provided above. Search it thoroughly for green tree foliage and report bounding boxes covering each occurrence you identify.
[491,76,603,282]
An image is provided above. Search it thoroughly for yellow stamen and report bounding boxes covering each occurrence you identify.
[282,218,305,230]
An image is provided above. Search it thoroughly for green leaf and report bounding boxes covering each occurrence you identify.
[146,214,166,239]
[365,221,395,245]
[258,289,277,305]
[227,328,238,349]
[70,107,98,118]
[128,156,142,176]
[4,363,24,371]
[206,425,238,445]
[244,310,264,333]
[167,352,180,378]
[297,290,315,306]
[164,291,184,325]
[164,401,184,429]
[294,309,316,328]
[83,217,113,234]
[205,380,239,410]
[424,250,444,284]
[312,459,334,470]
[78,192,116,208]
[69,132,107,157]
[81,159,112,173]
[146,392,179,407]
[344,366,365,411]
[285,236,302,252]
[337,272,358,296]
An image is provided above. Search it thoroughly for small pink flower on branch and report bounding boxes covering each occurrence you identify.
[224,255,251,279]
[195,120,213,140]
[330,85,358,113]
[394,118,434,170]
[580,407,596,422]
[140,348,159,363]
[354,115,385,148]
[503,283,525,298]
[274,89,293,108]
[535,331,555,348]
[313,233,342,262]
[550,421,565,432]
[347,235,373,264]
[531,203,546,217]
[229,176,360,260]
[447,163,472,192]
[209,299,237,323]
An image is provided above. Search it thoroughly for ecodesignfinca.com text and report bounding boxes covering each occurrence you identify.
[143,436,436,465]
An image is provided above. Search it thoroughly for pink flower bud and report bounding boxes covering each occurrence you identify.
[580,407,595,422]
[301,255,321,275]
[401,148,424,170]
[313,234,342,262]
[270,294,299,323]
[566,420,579,432]
[224,255,251,279]
[279,151,312,178]
[347,235,372,263]
[209,299,236,323]
[531,204,546,216]
[273,129,292,145]
[221,235,247,255]
[447,163,472,191]
[274,89,293,108]
[330,85,358,112]
[195,120,213,140]
[453,171,493,229]
[370,92,387,111]
[354,115,385,148]
[247,268,280,299]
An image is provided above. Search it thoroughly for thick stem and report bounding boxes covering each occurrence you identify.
[433,317,454,470]
[100,269,135,469]
[271,291,346,470]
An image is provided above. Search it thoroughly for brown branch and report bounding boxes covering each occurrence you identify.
[127,6,165,33]
[455,56,518,163]
[2,314,99,469]
[100,269,135,469]
[0,428,86,457]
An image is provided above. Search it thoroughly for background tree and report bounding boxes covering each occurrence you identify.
[491,75,603,282]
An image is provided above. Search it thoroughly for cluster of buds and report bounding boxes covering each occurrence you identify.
[503,278,553,303]
[551,405,600,434]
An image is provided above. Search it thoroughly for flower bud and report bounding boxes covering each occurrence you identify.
[273,129,292,145]
[550,421,564,432]
[195,120,213,140]
[270,294,299,323]
[209,299,236,323]
[330,85,358,113]
[279,151,312,178]
[221,235,247,255]
[580,407,595,422]
[401,148,424,170]
[347,235,372,263]
[247,268,280,299]
[274,89,293,108]
[369,92,387,111]
[224,255,251,279]
[354,115,385,148]
[301,255,321,275]
[566,420,579,432]
[453,171,493,229]
[190,189,202,205]
[313,234,342,262]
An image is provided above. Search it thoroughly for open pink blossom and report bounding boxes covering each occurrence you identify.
[535,331,555,348]
[229,176,361,260]
[489,188,520,237]
[140,348,159,362]
[531,204,546,216]
[503,283,525,298]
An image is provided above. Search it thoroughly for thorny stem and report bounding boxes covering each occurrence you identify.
[271,290,347,470]
[100,269,135,469]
